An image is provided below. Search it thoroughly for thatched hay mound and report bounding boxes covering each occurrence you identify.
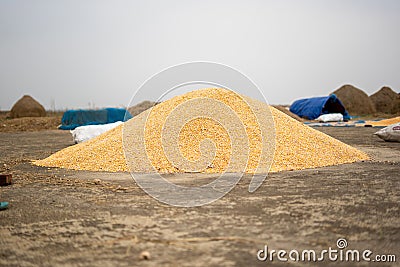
[370,87,400,114]
[391,96,400,114]
[332,85,376,115]
[369,86,400,114]
[128,101,157,117]
[10,95,46,118]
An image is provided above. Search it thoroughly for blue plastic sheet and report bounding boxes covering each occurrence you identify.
[59,108,132,130]
[290,94,350,120]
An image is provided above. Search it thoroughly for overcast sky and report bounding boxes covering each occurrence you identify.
[1,0,399,110]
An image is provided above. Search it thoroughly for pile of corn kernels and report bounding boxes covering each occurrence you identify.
[34,88,369,173]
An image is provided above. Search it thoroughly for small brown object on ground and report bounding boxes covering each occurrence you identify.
[10,95,46,118]
[139,251,150,260]
[0,174,12,186]
[333,84,376,115]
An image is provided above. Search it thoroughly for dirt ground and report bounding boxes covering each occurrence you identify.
[0,127,399,266]
[0,112,62,133]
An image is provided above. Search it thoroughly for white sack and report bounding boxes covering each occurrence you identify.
[374,122,400,142]
[316,113,343,122]
[71,121,123,143]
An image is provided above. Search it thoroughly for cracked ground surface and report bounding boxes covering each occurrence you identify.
[0,127,399,266]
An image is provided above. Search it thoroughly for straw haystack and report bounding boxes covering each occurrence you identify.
[392,97,400,114]
[370,86,400,114]
[10,95,46,118]
[332,85,376,115]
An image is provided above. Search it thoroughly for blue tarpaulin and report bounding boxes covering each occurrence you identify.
[59,108,132,130]
[290,94,350,120]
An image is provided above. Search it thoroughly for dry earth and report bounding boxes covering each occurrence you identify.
[0,127,399,266]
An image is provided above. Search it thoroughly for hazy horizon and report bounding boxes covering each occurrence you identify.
[1,0,399,110]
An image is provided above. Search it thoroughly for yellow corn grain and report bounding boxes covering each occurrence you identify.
[34,88,369,173]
